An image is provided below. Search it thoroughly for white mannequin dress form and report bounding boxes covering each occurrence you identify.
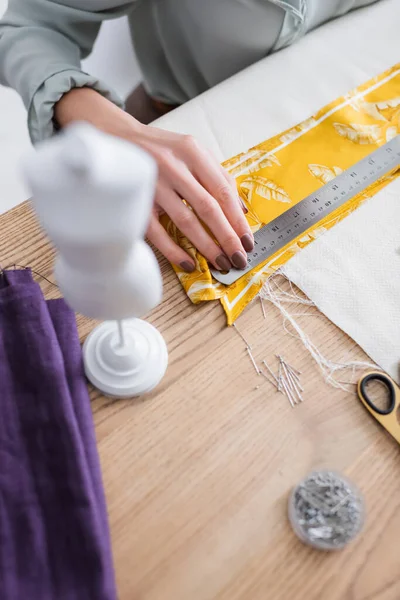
[22,122,168,397]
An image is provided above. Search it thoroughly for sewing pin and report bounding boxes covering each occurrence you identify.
[330,493,351,515]
[281,358,303,396]
[278,356,303,385]
[276,355,288,382]
[233,322,252,350]
[280,377,295,408]
[246,346,260,375]
[259,296,266,319]
[277,361,283,392]
[262,359,280,391]
[283,357,304,402]
[288,370,304,395]
[281,360,299,404]
[287,367,303,389]
[278,355,303,405]
[286,361,302,376]
[284,361,301,378]
[286,369,303,403]
[285,375,299,405]
[259,369,276,388]
[289,471,365,551]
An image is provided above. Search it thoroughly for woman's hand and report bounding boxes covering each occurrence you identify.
[55,88,253,273]
[129,124,254,273]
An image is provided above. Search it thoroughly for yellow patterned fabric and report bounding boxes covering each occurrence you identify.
[162,64,400,324]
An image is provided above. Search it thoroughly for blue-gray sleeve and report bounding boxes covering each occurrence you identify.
[0,0,131,143]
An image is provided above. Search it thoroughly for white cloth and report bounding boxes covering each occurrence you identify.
[155,0,400,379]
[155,0,398,161]
[283,182,400,382]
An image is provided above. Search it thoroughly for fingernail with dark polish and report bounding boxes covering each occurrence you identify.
[180,261,196,273]
[239,198,248,213]
[231,251,248,270]
[241,233,254,253]
[216,254,231,272]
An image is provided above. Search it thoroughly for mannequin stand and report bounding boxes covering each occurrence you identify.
[83,320,168,398]
[23,123,169,399]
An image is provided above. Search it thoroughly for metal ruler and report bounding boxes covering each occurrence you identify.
[211,135,400,285]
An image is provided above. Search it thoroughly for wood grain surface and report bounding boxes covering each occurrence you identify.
[1,201,399,600]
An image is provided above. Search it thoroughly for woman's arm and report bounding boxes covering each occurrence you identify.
[55,87,253,272]
[0,0,128,143]
[0,0,253,271]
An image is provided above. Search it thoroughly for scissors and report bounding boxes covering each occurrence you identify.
[357,371,400,444]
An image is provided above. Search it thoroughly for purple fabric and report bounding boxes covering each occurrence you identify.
[0,269,117,600]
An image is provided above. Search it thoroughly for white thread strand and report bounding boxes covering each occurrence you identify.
[259,274,377,392]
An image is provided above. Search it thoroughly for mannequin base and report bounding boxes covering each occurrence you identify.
[83,319,168,398]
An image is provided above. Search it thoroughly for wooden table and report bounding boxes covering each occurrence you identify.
[1,200,399,600]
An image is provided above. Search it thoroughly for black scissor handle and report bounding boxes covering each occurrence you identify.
[359,373,396,415]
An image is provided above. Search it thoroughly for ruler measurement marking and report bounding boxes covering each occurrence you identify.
[211,137,400,285]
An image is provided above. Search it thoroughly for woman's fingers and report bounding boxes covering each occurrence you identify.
[155,186,231,271]
[195,154,254,252]
[177,138,253,258]
[171,167,248,269]
[219,166,249,215]
[142,132,255,272]
[146,213,196,273]
[204,148,248,214]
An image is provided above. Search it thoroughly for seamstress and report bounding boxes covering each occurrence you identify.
[0,0,379,274]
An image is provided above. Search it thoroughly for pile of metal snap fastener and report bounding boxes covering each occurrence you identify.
[288,470,365,550]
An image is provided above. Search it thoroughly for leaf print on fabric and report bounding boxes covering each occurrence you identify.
[348,98,386,121]
[250,152,280,172]
[226,150,280,177]
[247,269,271,287]
[348,96,400,122]
[187,280,225,303]
[308,164,343,184]
[363,102,388,121]
[333,122,383,144]
[376,97,400,111]
[239,185,263,232]
[176,270,198,287]
[247,206,264,233]
[240,176,291,204]
[222,151,247,172]
[279,129,298,144]
[279,117,317,144]
[161,63,400,325]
